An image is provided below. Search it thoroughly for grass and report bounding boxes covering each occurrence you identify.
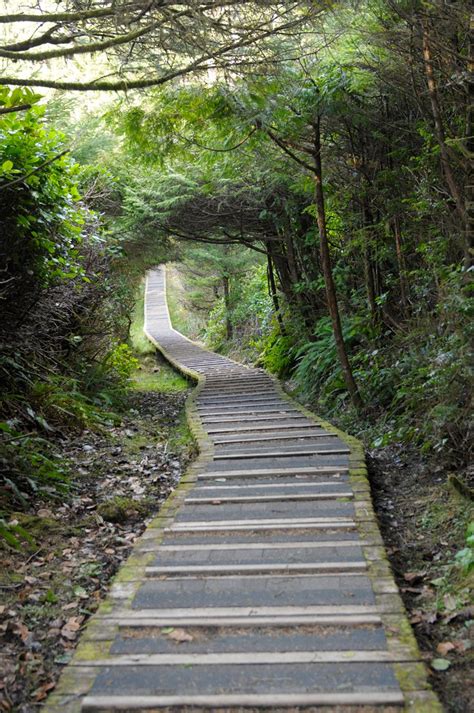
[129,278,192,394]
[129,280,155,356]
[414,484,474,615]
[166,264,205,339]
[131,353,190,393]
[128,277,195,454]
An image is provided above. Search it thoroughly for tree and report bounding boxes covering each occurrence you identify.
[0,1,318,91]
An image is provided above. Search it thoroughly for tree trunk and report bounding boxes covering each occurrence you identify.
[313,118,364,412]
[392,215,409,309]
[465,9,474,269]
[361,202,378,323]
[222,275,233,340]
[421,19,466,235]
[266,251,286,335]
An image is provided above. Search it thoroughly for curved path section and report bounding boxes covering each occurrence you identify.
[45,267,440,712]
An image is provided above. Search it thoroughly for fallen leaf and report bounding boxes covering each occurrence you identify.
[33,681,55,701]
[60,616,82,640]
[443,594,457,611]
[54,653,72,665]
[436,642,455,656]
[444,605,474,623]
[15,623,29,642]
[431,658,451,671]
[403,571,426,583]
[167,628,193,643]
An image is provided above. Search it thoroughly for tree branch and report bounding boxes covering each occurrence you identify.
[0,104,31,115]
[176,126,257,152]
[0,8,118,23]
[0,150,69,191]
[0,11,312,91]
[0,22,161,61]
[265,128,315,173]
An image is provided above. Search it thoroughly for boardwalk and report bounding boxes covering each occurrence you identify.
[45,267,440,711]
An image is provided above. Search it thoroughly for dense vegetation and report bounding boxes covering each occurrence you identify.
[113,0,472,464]
[0,2,472,705]
[1,0,472,525]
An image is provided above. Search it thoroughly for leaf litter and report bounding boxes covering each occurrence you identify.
[0,387,191,712]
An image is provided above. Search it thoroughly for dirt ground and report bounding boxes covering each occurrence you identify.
[368,446,473,713]
[1,381,472,712]
[0,386,193,712]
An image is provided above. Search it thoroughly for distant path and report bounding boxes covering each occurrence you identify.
[45,266,440,711]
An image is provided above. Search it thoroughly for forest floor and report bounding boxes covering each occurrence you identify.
[368,448,473,713]
[1,343,472,712]
[0,354,194,713]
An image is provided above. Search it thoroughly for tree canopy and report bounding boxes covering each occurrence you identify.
[0,0,318,90]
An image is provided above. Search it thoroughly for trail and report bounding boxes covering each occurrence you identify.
[44,266,440,711]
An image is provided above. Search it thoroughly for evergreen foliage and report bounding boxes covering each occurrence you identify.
[111,0,472,461]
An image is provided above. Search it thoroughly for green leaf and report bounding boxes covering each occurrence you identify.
[431,658,451,671]
[43,589,58,604]
[54,654,72,665]
[2,159,13,172]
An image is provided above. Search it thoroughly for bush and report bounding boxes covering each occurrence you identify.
[0,88,92,324]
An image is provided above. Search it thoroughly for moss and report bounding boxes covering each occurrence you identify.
[74,640,112,661]
[131,353,189,393]
[394,662,431,691]
[97,496,153,523]
[13,512,63,537]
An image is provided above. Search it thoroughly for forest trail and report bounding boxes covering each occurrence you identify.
[44,267,441,712]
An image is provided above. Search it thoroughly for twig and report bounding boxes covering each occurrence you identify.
[0,582,23,590]
[24,548,43,566]
[0,103,31,115]
[0,149,70,191]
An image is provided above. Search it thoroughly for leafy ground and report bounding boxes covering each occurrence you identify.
[0,354,193,712]
[369,448,473,713]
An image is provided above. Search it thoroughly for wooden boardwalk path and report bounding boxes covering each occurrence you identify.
[45,267,440,711]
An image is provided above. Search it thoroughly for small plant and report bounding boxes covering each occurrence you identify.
[0,517,35,550]
[106,343,140,384]
[0,421,69,508]
[454,522,474,574]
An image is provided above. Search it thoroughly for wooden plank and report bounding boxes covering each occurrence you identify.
[171,516,354,528]
[167,521,355,533]
[82,692,405,709]
[158,540,366,551]
[114,614,383,627]
[196,481,346,490]
[185,492,353,504]
[108,604,381,618]
[74,651,416,667]
[208,423,323,434]
[213,448,350,459]
[214,432,338,444]
[197,466,349,479]
[145,561,367,576]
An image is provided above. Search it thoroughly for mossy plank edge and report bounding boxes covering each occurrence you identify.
[43,274,217,710]
[270,377,440,709]
[42,665,98,712]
